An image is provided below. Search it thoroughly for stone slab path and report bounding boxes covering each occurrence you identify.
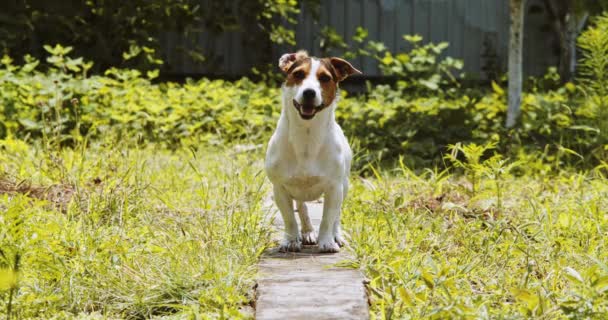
[255,200,369,320]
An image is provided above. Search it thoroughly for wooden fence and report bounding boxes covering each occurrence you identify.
[161,0,558,78]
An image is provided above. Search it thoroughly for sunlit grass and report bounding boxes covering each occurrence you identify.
[343,161,608,319]
[0,139,272,319]
[1,137,607,319]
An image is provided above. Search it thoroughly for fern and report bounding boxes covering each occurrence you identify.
[578,12,608,97]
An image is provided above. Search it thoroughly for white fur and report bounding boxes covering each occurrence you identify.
[265,58,352,253]
[292,59,323,108]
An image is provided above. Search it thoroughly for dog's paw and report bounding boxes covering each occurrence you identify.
[318,240,340,253]
[335,234,348,247]
[301,230,317,245]
[279,239,302,252]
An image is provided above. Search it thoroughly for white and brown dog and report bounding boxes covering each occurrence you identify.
[265,51,361,253]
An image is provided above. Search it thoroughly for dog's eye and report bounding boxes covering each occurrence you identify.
[293,71,305,79]
[319,74,331,83]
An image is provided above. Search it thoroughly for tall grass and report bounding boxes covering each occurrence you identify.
[0,138,272,318]
[343,159,608,319]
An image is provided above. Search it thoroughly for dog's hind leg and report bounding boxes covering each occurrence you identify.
[274,185,301,252]
[296,201,317,245]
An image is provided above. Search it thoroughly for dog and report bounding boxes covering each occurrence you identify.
[265,51,361,253]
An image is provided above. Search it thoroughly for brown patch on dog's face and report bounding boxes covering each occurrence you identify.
[318,59,338,107]
[284,58,311,87]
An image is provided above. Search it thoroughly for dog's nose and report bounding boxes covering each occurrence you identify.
[303,89,316,100]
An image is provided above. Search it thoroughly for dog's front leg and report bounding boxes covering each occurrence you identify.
[273,185,301,252]
[318,184,343,253]
[333,180,349,247]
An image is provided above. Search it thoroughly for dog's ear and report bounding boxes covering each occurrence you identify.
[329,58,362,82]
[278,50,309,73]
[278,53,297,73]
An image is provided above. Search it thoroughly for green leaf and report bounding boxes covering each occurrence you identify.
[421,271,434,289]
[398,287,414,306]
[568,125,600,133]
[557,146,584,160]
[146,69,159,79]
[564,267,584,283]
[19,119,42,130]
[404,34,423,43]
[394,195,405,208]
[1,54,14,66]
[491,81,505,96]
[592,276,608,291]
[514,289,540,311]
[419,78,439,91]
[0,269,17,290]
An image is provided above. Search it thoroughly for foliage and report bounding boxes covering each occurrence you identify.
[578,12,608,97]
[444,142,500,193]
[576,11,608,160]
[337,80,607,170]
[0,0,305,73]
[2,47,607,170]
[319,29,463,94]
[319,26,349,56]
[343,162,608,319]
[0,140,272,318]
[257,0,301,45]
[364,35,463,93]
[0,47,281,148]
[0,0,199,71]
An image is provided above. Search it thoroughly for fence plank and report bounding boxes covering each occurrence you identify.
[362,0,379,74]
[413,0,430,41]
[379,0,397,53]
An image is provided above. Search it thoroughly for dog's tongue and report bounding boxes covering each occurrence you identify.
[301,105,315,115]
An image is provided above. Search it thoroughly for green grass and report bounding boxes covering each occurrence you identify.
[343,161,608,319]
[2,138,607,319]
[0,138,272,319]
[2,137,607,320]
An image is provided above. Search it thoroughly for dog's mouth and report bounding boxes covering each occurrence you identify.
[293,99,325,120]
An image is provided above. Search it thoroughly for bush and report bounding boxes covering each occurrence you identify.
[1,48,606,169]
[0,47,280,148]
[338,80,605,170]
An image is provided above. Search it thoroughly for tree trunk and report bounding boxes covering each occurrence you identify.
[543,0,588,82]
[560,11,588,81]
[506,0,526,128]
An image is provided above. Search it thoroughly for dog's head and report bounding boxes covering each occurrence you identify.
[279,51,361,120]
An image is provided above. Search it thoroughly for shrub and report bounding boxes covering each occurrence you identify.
[0,47,280,148]
[337,80,605,170]
[1,48,606,170]
[365,34,464,93]
[321,30,464,94]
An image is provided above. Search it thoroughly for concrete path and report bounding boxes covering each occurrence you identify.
[255,200,369,320]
